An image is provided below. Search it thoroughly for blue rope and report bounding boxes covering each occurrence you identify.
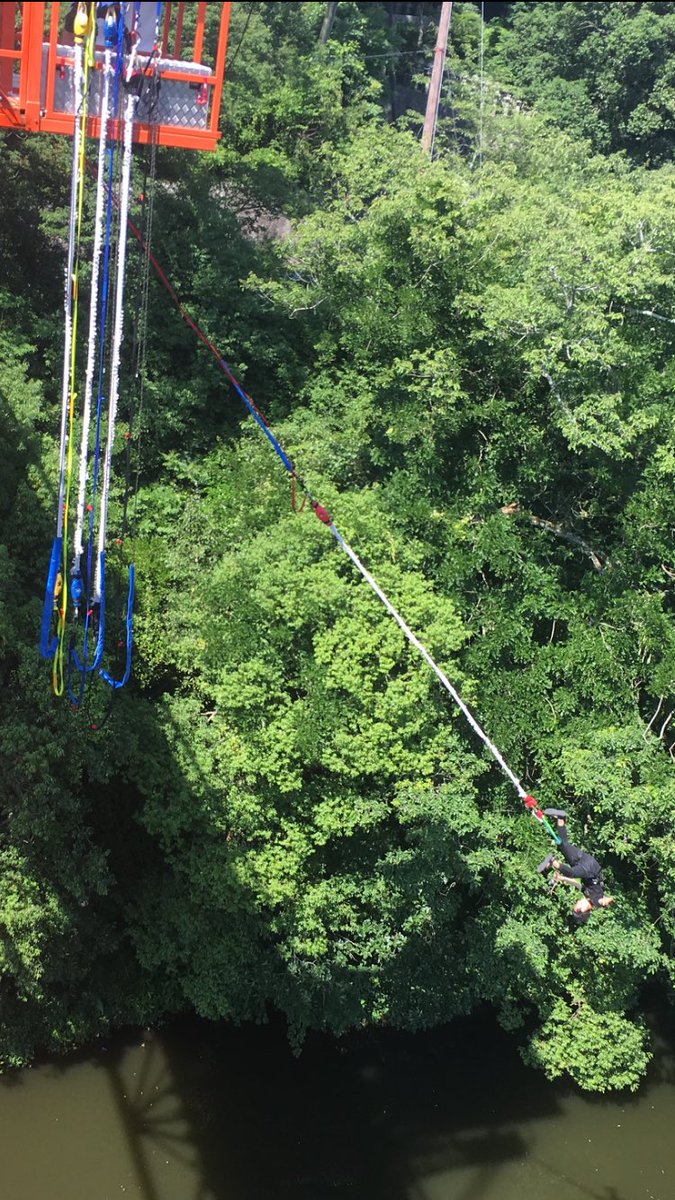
[97,1,141,694]
[98,0,154,700]
[39,537,63,659]
[99,562,134,689]
[220,360,294,473]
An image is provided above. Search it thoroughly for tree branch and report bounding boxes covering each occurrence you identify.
[627,307,675,326]
[500,503,611,571]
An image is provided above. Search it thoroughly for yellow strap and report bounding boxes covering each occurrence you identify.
[73,3,91,45]
[53,15,97,695]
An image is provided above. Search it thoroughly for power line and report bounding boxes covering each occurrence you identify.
[227,2,257,72]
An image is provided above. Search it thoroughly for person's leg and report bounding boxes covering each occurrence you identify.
[557,862,581,880]
[556,822,584,869]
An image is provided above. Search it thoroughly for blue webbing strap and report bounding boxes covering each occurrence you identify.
[99,563,134,689]
[39,537,63,659]
[221,360,294,473]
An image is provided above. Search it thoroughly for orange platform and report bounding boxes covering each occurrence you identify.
[0,2,231,150]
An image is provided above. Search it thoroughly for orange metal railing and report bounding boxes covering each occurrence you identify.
[0,1,231,150]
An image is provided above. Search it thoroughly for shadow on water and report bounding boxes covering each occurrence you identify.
[529,1153,630,1200]
[61,714,670,1200]
[101,1014,544,1200]
[76,1010,638,1200]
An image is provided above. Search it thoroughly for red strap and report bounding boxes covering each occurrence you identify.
[524,794,545,820]
[313,503,331,525]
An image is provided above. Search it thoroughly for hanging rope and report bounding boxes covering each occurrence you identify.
[93,2,141,681]
[68,3,127,702]
[66,4,163,702]
[40,6,86,664]
[94,13,139,601]
[122,25,162,551]
[478,1,485,168]
[72,30,115,595]
[39,5,97,694]
[99,4,163,692]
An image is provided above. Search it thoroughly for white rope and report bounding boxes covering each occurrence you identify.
[94,39,140,602]
[73,47,112,577]
[328,523,527,798]
[55,38,85,540]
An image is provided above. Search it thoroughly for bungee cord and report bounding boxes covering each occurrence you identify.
[36,4,559,843]
[72,31,114,595]
[123,216,561,845]
[326,526,560,843]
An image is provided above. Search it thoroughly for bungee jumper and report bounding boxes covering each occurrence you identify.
[538,812,615,924]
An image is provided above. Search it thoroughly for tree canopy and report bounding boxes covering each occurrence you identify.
[488,1,675,165]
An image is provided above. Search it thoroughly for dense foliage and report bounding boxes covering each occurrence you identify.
[488,1,675,165]
[0,1,674,1093]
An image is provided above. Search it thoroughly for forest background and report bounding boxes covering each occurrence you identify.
[1,0,675,1092]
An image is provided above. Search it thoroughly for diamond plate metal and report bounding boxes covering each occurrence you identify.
[45,46,209,131]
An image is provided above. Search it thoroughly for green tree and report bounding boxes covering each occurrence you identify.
[488,1,675,165]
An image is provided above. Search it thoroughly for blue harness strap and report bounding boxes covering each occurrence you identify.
[39,536,63,659]
[99,563,135,690]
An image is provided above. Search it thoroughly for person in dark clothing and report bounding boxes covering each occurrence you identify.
[537,811,615,924]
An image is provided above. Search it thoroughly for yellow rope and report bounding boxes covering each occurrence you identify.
[53,8,97,695]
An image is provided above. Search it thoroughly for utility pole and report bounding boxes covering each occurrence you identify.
[319,2,339,45]
[422,1,453,155]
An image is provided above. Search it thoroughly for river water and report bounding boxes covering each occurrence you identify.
[0,1009,672,1200]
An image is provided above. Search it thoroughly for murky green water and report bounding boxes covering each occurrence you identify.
[0,1011,672,1200]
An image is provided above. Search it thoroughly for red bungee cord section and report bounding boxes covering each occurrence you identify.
[126,215,562,849]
